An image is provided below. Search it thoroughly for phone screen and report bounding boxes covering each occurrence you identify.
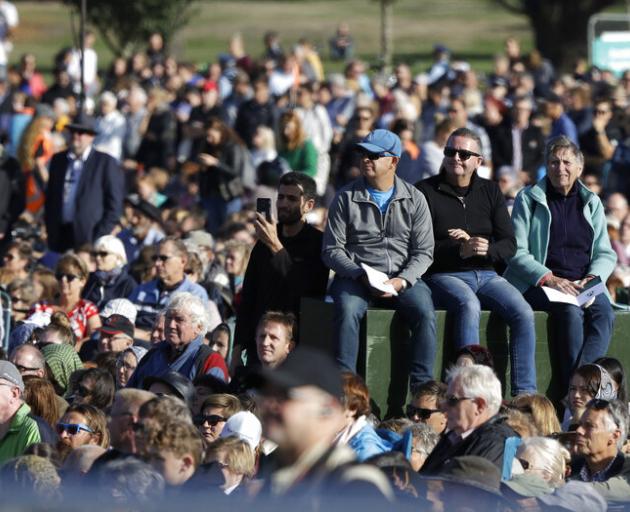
[256,198,272,222]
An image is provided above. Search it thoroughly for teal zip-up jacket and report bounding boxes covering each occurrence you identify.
[504,177,616,298]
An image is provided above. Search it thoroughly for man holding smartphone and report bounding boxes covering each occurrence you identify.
[233,172,329,368]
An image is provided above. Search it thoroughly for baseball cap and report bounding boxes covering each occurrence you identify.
[101,298,137,324]
[0,361,24,392]
[356,129,402,158]
[100,314,135,340]
[220,411,262,450]
[256,346,343,401]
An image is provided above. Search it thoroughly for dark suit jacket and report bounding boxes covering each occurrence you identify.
[421,414,517,474]
[45,147,124,252]
[490,121,545,179]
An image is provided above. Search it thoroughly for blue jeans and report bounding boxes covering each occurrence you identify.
[330,276,436,388]
[202,194,243,234]
[425,270,537,395]
[524,286,614,393]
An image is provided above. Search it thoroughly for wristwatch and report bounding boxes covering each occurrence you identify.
[399,279,408,292]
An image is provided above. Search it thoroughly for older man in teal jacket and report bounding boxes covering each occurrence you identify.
[504,135,616,394]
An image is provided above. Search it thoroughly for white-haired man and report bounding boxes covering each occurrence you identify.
[127,292,228,388]
[421,364,516,473]
[571,398,630,483]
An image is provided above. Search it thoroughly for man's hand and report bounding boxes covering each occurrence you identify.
[460,237,489,258]
[254,212,283,254]
[448,228,470,241]
[546,274,582,296]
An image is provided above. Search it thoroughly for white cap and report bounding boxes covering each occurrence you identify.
[219,411,262,451]
[101,298,137,324]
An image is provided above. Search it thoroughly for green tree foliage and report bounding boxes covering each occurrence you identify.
[63,0,199,56]
[493,0,621,71]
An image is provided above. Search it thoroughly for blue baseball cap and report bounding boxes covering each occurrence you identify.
[356,129,402,158]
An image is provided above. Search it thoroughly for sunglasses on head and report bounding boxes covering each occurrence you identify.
[443,147,481,161]
[406,405,440,421]
[55,272,80,282]
[195,414,227,426]
[56,422,94,436]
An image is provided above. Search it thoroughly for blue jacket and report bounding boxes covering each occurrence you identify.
[348,423,392,462]
[126,335,206,388]
[128,276,209,330]
[504,178,616,296]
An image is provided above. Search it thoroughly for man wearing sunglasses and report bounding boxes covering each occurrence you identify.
[417,127,537,397]
[421,364,516,474]
[571,398,629,484]
[406,380,447,434]
[0,361,42,463]
[323,129,436,390]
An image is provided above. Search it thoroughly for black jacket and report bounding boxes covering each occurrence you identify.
[416,172,516,274]
[490,120,545,179]
[233,223,329,363]
[421,414,517,474]
[82,268,138,310]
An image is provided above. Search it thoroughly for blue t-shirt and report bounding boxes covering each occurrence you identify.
[367,185,395,214]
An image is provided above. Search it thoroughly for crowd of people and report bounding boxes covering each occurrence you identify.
[0,4,628,509]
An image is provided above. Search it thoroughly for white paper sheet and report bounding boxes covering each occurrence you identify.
[360,263,398,296]
[542,278,606,307]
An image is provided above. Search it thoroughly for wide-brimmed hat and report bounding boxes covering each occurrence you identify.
[66,112,98,135]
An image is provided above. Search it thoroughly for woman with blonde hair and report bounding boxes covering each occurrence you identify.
[205,436,255,495]
[16,111,55,214]
[516,436,569,488]
[278,110,317,178]
[82,235,137,309]
[510,393,561,436]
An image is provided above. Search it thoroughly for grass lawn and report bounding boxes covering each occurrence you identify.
[11,0,622,79]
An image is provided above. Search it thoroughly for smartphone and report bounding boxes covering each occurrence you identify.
[256,197,272,222]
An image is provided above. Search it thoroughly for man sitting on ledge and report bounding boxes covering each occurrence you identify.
[322,128,436,390]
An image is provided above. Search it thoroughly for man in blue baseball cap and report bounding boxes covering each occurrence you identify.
[322,129,436,392]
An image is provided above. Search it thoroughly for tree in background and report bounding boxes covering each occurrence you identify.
[375,0,395,73]
[494,0,620,71]
[63,0,198,56]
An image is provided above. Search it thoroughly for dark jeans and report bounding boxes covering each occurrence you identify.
[330,276,436,388]
[523,286,614,392]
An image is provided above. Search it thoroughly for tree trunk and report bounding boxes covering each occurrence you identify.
[380,0,393,73]
[500,0,618,72]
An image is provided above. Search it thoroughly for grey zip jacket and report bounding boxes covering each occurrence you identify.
[322,175,434,285]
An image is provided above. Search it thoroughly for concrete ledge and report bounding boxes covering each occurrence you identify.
[300,298,630,418]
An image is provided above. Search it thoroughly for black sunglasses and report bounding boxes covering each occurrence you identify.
[406,405,440,421]
[443,147,481,161]
[358,150,383,161]
[91,251,110,258]
[195,414,227,426]
[517,458,531,470]
[442,395,474,407]
[151,254,173,263]
[55,272,80,282]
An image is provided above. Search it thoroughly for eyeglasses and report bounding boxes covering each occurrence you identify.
[10,295,24,303]
[56,422,94,436]
[151,254,174,263]
[595,109,611,115]
[195,414,227,426]
[443,147,481,161]
[55,272,80,282]
[406,405,441,421]
[91,251,110,258]
[442,395,474,407]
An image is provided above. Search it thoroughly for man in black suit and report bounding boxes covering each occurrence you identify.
[421,364,516,474]
[490,96,545,184]
[45,114,124,252]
